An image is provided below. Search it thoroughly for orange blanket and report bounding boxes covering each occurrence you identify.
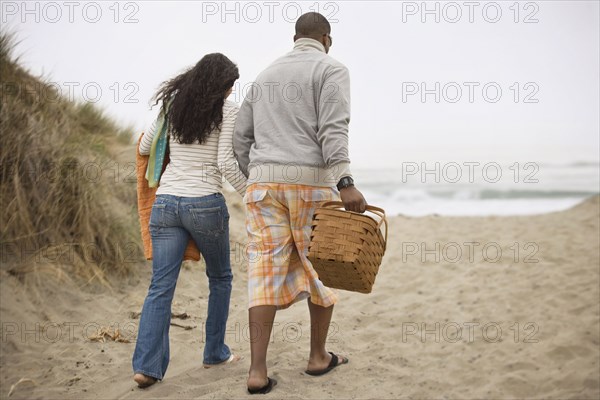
[136,134,201,261]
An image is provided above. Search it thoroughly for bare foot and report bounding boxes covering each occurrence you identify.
[133,373,157,388]
[247,377,277,394]
[306,352,348,375]
[247,370,269,392]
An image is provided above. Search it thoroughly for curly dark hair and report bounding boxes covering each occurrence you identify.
[152,53,239,144]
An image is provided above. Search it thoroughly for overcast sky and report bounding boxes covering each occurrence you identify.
[2,0,599,168]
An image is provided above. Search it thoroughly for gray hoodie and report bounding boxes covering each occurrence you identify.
[233,38,352,187]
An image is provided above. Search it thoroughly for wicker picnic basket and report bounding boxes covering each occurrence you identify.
[308,201,388,294]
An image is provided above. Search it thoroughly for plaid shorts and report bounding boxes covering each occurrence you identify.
[244,183,340,310]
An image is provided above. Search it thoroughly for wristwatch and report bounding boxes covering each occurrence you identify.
[337,176,354,191]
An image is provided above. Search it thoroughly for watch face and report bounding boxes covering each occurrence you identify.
[338,177,353,189]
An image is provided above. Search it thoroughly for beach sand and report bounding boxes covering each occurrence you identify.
[1,194,598,399]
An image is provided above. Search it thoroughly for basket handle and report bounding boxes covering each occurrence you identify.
[318,201,388,250]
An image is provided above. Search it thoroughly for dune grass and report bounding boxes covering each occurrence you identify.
[0,32,142,286]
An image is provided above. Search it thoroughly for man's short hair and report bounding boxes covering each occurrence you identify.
[295,12,331,37]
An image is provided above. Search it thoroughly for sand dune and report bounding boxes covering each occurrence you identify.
[1,195,598,399]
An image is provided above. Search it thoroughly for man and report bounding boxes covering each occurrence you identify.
[234,12,367,394]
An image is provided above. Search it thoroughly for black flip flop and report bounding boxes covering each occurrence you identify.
[247,377,277,395]
[305,352,349,376]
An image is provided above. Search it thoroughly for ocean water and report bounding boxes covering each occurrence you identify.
[353,162,600,216]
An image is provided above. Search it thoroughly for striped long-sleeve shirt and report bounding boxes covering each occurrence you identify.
[139,99,247,197]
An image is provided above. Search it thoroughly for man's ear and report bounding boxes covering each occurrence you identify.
[321,34,328,47]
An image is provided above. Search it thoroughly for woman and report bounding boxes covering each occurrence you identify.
[132,53,247,388]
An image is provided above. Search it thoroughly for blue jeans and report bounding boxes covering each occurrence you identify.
[132,193,233,380]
